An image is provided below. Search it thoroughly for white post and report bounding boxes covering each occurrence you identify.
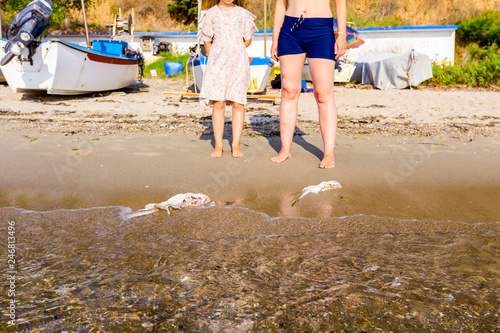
[80,0,91,48]
[197,0,202,53]
[64,0,68,29]
[198,0,202,24]
[264,0,267,57]
[0,5,3,38]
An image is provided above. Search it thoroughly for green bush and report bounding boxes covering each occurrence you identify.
[1,0,96,28]
[427,44,500,87]
[144,52,191,79]
[425,10,500,88]
[167,0,198,25]
[456,10,500,47]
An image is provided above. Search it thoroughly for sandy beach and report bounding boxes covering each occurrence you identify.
[0,79,499,331]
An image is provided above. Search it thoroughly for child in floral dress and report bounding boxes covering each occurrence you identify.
[199,0,258,158]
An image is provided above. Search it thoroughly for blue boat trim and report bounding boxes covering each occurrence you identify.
[356,25,458,32]
[47,26,456,37]
[250,57,273,66]
[48,31,111,36]
[43,39,138,60]
[189,56,272,67]
[132,30,274,36]
[188,56,208,66]
[92,40,129,56]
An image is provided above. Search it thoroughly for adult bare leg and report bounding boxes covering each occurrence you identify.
[211,100,226,158]
[308,58,337,168]
[271,53,306,163]
[231,101,245,158]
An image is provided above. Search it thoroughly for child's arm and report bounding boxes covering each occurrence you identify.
[244,39,252,48]
[204,41,212,57]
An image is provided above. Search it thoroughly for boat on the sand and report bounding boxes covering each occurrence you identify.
[0,38,143,95]
[0,0,144,95]
[188,55,274,93]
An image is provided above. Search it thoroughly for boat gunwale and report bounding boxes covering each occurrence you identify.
[38,39,139,62]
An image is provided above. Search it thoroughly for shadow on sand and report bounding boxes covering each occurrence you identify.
[199,112,324,161]
[14,81,150,102]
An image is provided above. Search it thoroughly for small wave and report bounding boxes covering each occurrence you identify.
[1,205,496,226]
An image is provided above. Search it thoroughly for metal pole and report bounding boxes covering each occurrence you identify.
[64,0,68,29]
[0,4,3,38]
[264,0,267,57]
[198,0,202,23]
[80,0,91,48]
[197,0,202,55]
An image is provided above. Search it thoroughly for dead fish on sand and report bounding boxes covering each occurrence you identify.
[126,193,211,219]
[292,181,342,206]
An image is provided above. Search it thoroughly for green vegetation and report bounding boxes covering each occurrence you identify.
[428,44,499,87]
[167,0,198,25]
[144,52,191,79]
[456,9,499,47]
[425,10,500,88]
[0,0,96,28]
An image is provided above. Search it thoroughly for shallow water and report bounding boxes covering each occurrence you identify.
[1,205,498,332]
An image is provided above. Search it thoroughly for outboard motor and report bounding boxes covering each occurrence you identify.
[1,0,53,66]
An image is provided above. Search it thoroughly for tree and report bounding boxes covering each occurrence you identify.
[456,10,500,47]
[168,0,198,25]
[0,0,96,27]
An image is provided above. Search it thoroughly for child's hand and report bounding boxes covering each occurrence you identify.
[204,41,212,57]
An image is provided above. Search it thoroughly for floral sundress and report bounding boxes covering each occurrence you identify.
[198,5,258,106]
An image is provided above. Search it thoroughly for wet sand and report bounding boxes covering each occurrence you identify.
[0,79,499,331]
[0,132,499,222]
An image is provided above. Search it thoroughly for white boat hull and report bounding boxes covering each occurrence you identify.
[0,39,139,95]
[0,40,5,83]
[303,61,357,83]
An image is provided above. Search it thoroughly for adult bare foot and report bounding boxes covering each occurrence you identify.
[232,146,244,158]
[211,146,223,158]
[271,150,291,163]
[319,153,335,169]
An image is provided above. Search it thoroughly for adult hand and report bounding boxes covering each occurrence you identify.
[270,41,279,62]
[334,34,347,59]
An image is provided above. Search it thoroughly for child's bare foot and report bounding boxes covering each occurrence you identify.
[232,146,244,158]
[319,153,335,169]
[271,150,291,163]
[211,146,223,158]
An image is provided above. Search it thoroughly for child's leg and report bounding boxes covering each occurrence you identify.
[230,101,245,158]
[211,101,226,158]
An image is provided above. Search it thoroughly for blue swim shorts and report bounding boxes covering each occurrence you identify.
[277,16,336,61]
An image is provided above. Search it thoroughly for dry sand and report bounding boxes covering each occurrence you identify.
[0,78,499,222]
[1,79,499,135]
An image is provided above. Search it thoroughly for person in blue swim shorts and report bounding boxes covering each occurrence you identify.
[270,0,347,169]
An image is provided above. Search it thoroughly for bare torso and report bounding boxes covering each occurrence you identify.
[285,0,333,18]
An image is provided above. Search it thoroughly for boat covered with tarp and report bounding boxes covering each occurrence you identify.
[352,50,433,90]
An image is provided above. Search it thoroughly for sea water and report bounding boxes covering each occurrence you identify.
[0,202,498,332]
